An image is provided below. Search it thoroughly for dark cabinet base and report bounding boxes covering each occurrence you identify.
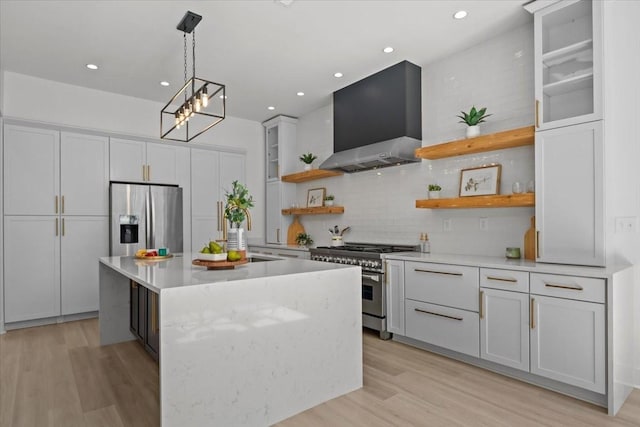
[129,280,159,361]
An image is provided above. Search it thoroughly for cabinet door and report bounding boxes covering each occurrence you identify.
[60,216,109,315]
[530,295,605,393]
[266,181,282,244]
[219,152,246,192]
[480,288,529,372]
[191,217,217,253]
[145,290,160,361]
[130,281,140,338]
[535,121,604,266]
[386,259,405,335]
[109,138,146,182]
[4,216,60,322]
[60,132,109,215]
[191,149,220,217]
[146,143,188,185]
[4,125,59,215]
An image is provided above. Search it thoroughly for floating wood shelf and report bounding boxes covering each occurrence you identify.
[282,206,345,215]
[281,169,343,183]
[415,193,535,209]
[414,126,535,160]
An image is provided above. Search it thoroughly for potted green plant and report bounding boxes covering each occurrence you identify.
[295,232,314,247]
[428,184,442,199]
[324,194,335,206]
[224,180,254,250]
[299,153,318,171]
[457,106,491,138]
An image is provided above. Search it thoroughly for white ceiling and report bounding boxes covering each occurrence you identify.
[0,0,531,123]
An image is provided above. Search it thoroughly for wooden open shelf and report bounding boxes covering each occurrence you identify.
[415,193,535,209]
[414,126,535,160]
[281,169,343,183]
[281,206,345,215]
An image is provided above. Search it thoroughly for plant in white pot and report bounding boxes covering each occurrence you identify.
[224,180,254,252]
[428,184,442,199]
[295,232,314,248]
[457,106,491,138]
[324,194,335,206]
[299,153,318,171]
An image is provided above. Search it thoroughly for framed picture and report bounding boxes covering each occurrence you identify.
[459,164,501,197]
[307,187,326,207]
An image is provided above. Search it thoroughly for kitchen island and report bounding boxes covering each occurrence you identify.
[99,253,363,426]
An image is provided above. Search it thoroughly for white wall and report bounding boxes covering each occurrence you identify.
[295,23,535,254]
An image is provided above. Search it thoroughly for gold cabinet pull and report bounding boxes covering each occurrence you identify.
[414,268,463,277]
[486,276,517,283]
[544,282,583,291]
[530,298,535,329]
[55,218,59,236]
[55,195,58,214]
[61,195,65,214]
[146,165,151,181]
[131,280,137,289]
[536,230,540,258]
[535,99,540,128]
[414,308,463,322]
[62,218,65,236]
[479,291,484,319]
[142,165,146,181]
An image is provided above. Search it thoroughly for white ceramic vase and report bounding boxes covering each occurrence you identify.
[303,164,312,171]
[466,125,480,138]
[428,191,441,199]
[324,200,334,206]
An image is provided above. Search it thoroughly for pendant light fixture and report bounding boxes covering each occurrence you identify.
[161,11,226,142]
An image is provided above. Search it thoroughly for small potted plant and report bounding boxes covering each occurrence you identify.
[324,194,335,206]
[428,184,442,199]
[457,106,491,138]
[295,232,314,247]
[299,153,318,171]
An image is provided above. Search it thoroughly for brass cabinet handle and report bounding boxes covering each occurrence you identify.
[486,276,517,283]
[131,280,137,289]
[55,195,58,214]
[55,218,59,236]
[61,195,65,214]
[536,230,540,258]
[479,291,484,319]
[530,297,535,329]
[535,99,540,128]
[147,165,151,182]
[414,308,463,322]
[414,268,463,277]
[62,218,65,236]
[544,282,583,291]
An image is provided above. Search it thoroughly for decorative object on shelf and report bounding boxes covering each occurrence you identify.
[287,215,305,245]
[524,216,536,260]
[526,180,535,193]
[428,184,442,199]
[299,153,318,171]
[224,181,253,251]
[459,164,501,197]
[161,11,226,142]
[505,247,521,259]
[306,187,326,207]
[457,106,491,138]
[295,232,314,247]
[512,181,523,194]
[324,194,335,206]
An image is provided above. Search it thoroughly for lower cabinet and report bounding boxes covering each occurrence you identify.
[130,281,160,361]
[248,245,309,259]
[386,259,405,335]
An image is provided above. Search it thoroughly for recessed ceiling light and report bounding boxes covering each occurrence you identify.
[220,95,227,99]
[453,10,468,19]
[86,63,99,70]
[268,106,275,110]
[297,92,305,96]
[376,172,382,176]
[334,72,343,78]
[160,81,170,87]
[383,47,394,53]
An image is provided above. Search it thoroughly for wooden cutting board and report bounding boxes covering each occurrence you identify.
[524,216,536,260]
[287,215,305,245]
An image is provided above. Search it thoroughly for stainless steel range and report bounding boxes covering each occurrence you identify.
[310,243,419,340]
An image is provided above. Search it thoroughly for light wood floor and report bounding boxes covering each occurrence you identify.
[1,319,639,426]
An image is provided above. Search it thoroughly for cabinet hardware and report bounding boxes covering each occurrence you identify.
[61,195,65,214]
[530,298,535,329]
[414,268,463,277]
[55,218,59,236]
[277,253,298,258]
[414,308,463,321]
[535,99,540,128]
[142,165,146,181]
[536,231,540,258]
[544,282,583,291]
[216,201,221,231]
[276,228,280,243]
[131,280,137,289]
[55,195,58,214]
[486,276,517,283]
[479,291,484,319]
[62,218,65,236]
[147,165,151,181]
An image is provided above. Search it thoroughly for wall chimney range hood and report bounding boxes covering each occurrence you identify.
[320,60,422,173]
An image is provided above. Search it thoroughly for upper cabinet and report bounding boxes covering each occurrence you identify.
[263,116,298,181]
[533,0,602,130]
[110,138,188,185]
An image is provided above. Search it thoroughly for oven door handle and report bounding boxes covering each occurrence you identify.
[362,273,380,282]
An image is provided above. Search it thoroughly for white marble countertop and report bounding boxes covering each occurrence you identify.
[383,252,631,279]
[99,252,351,293]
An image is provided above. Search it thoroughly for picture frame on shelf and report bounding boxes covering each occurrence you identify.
[459,164,501,197]
[306,187,326,208]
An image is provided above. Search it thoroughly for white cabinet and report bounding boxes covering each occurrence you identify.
[385,259,405,335]
[4,216,61,322]
[248,245,309,259]
[110,138,189,185]
[535,121,604,266]
[109,138,146,182]
[405,262,479,312]
[190,148,245,251]
[60,216,109,315]
[532,0,602,130]
[530,294,605,393]
[265,181,294,244]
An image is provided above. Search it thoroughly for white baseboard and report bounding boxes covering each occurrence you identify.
[4,311,98,331]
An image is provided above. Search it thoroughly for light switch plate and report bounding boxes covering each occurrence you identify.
[615,217,637,233]
[479,217,489,231]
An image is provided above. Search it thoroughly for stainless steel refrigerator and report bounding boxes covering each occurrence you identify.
[109,182,183,256]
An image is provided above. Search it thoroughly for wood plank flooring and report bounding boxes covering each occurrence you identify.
[1,319,639,426]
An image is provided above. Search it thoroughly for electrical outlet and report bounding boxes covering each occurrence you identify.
[443,218,452,232]
[615,217,637,233]
[479,217,489,231]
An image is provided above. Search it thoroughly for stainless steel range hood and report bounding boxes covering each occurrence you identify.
[319,136,421,173]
